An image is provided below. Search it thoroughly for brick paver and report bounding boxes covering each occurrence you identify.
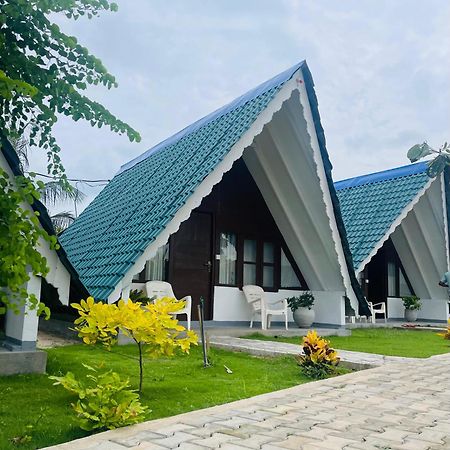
[43,351,450,450]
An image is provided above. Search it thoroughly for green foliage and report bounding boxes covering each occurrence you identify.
[50,363,148,431]
[9,408,46,447]
[129,289,154,304]
[299,362,335,380]
[407,142,450,178]
[402,295,421,311]
[0,0,140,178]
[286,291,315,311]
[296,330,340,379]
[0,167,55,316]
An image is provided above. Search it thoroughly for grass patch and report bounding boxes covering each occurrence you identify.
[243,328,450,358]
[0,344,313,449]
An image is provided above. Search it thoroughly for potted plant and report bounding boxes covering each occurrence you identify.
[402,295,421,322]
[286,291,315,328]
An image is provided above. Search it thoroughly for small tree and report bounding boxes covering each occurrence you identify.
[72,297,198,394]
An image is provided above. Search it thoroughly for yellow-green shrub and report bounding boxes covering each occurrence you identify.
[297,330,340,379]
[72,297,198,393]
[50,364,148,431]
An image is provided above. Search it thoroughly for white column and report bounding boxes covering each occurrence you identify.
[121,283,131,301]
[5,274,41,350]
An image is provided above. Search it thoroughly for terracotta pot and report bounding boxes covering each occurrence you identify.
[404,309,418,322]
[293,307,315,328]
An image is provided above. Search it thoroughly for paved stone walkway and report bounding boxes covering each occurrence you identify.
[209,336,416,370]
[45,351,450,450]
[37,330,79,349]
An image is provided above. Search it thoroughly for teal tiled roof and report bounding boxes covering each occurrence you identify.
[60,62,308,299]
[335,162,430,270]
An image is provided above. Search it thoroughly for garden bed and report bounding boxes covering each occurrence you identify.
[1,344,320,450]
[242,328,450,358]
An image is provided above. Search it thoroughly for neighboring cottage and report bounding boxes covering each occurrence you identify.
[336,163,449,321]
[0,134,86,374]
[60,61,369,326]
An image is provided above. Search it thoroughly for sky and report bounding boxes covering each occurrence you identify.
[29,0,450,215]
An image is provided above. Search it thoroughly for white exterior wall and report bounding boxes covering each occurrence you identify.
[213,286,345,326]
[387,297,448,322]
[4,274,41,349]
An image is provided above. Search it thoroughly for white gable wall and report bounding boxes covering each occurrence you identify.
[389,176,448,320]
[243,91,353,301]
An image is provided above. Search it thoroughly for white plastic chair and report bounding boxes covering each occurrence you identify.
[145,281,192,330]
[368,301,387,323]
[242,285,288,330]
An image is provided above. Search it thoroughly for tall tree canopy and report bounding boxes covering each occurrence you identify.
[0,0,141,177]
[0,1,141,315]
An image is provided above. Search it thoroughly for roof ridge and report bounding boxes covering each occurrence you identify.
[334,161,429,190]
[118,60,306,175]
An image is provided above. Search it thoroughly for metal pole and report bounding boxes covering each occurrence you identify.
[198,297,210,368]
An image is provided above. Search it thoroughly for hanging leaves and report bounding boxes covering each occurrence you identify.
[0,168,54,316]
[0,0,141,178]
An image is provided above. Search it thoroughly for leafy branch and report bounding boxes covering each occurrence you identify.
[0,0,141,179]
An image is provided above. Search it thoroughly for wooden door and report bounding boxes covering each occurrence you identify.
[170,212,213,320]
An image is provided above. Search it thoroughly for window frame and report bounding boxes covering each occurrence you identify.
[216,230,307,291]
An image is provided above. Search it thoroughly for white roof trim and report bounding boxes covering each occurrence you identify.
[355,176,435,276]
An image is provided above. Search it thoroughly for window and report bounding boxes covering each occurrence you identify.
[280,249,301,288]
[263,242,275,288]
[243,239,257,285]
[387,254,413,297]
[219,232,237,285]
[217,232,306,291]
[387,261,397,297]
[133,243,169,282]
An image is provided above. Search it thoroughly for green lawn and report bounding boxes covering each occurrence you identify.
[243,328,450,358]
[0,344,314,450]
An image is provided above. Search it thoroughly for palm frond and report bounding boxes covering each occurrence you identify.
[39,181,86,207]
[51,211,76,234]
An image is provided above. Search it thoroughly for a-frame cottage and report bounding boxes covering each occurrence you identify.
[336,163,449,321]
[60,61,369,326]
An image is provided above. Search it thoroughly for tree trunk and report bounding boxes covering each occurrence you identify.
[137,341,143,395]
